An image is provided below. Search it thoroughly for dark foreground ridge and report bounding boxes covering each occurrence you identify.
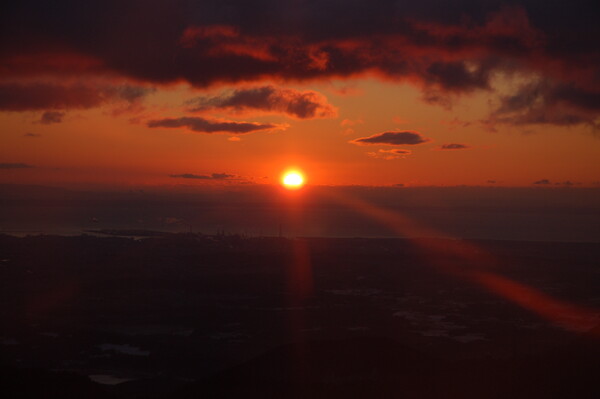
[172,336,599,399]
[0,234,599,398]
[2,337,599,399]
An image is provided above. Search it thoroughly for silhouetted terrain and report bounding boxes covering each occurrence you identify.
[1,234,598,398]
[2,184,600,242]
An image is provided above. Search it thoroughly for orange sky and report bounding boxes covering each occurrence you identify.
[1,1,599,189]
[1,78,599,188]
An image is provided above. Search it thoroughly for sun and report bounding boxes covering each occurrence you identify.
[282,171,305,189]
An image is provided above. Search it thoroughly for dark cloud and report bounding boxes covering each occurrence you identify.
[117,86,154,103]
[438,143,470,150]
[148,116,284,134]
[187,86,337,119]
[169,173,237,180]
[487,80,600,128]
[39,111,65,124]
[0,83,153,111]
[0,1,597,126]
[533,179,551,185]
[0,163,34,169]
[351,131,431,146]
[424,61,491,92]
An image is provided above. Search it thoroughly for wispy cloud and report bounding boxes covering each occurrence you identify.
[38,111,65,124]
[437,143,470,150]
[169,172,239,180]
[148,117,287,134]
[187,86,337,119]
[485,80,600,129]
[0,163,34,169]
[367,149,412,160]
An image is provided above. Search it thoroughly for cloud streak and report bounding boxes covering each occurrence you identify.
[351,131,431,146]
[0,163,34,169]
[169,173,238,180]
[367,149,412,160]
[438,143,470,150]
[147,116,286,134]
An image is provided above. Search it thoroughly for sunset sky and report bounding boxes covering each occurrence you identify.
[1,0,599,188]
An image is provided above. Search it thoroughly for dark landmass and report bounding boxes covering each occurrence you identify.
[0,234,598,398]
[2,184,600,241]
[84,229,172,237]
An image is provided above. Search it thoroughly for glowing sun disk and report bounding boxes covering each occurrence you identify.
[282,171,305,189]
